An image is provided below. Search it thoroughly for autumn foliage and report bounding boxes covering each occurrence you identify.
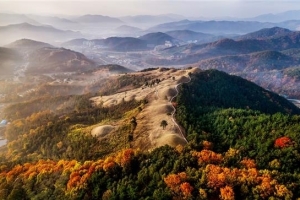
[274,136,293,148]
[164,172,193,199]
[192,150,223,165]
[220,185,234,200]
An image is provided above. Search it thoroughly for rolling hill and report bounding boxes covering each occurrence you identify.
[5,39,53,52]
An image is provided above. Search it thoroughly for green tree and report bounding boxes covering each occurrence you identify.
[160,120,168,130]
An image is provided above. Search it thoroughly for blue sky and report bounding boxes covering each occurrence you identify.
[0,1,299,18]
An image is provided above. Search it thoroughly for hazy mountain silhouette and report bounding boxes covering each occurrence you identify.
[148,20,275,34]
[0,23,82,45]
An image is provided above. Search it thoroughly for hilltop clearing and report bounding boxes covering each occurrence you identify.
[91,67,199,150]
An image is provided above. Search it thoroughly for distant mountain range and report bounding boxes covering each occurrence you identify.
[149,27,300,65]
[0,23,82,46]
[62,32,178,51]
[1,12,300,39]
[147,20,276,34]
[2,12,300,43]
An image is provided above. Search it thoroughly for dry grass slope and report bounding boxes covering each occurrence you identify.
[91,67,198,151]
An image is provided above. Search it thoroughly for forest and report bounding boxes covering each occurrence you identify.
[0,69,300,199]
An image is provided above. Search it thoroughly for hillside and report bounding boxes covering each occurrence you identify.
[177,70,300,115]
[0,47,22,76]
[1,68,300,199]
[26,47,97,74]
[5,39,53,51]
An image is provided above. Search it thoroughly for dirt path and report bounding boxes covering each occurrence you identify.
[169,74,191,143]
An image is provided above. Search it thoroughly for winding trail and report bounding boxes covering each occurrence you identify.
[169,73,191,143]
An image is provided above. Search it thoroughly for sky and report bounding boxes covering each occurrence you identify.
[0,1,300,19]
